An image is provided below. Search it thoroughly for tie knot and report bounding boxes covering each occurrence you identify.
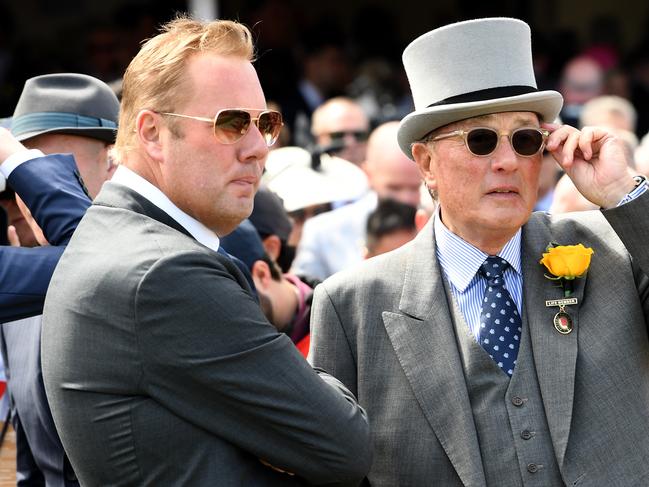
[479,256,509,281]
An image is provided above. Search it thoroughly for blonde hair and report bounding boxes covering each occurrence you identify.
[114,16,255,161]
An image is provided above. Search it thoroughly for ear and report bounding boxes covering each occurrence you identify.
[261,235,282,261]
[251,260,273,291]
[412,142,438,193]
[136,110,164,162]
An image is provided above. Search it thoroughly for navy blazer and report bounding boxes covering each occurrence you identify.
[0,154,91,321]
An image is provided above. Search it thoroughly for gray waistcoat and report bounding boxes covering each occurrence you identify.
[448,291,565,486]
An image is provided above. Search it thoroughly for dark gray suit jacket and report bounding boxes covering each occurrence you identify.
[42,182,372,486]
[310,192,649,486]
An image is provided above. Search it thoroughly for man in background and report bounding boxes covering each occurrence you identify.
[1,72,119,486]
[311,97,370,166]
[364,198,418,259]
[292,120,422,281]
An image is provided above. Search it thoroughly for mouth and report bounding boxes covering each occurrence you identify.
[486,187,519,196]
[232,176,259,185]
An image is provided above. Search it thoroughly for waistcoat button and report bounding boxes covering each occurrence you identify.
[527,463,539,473]
[512,396,524,407]
[521,430,533,440]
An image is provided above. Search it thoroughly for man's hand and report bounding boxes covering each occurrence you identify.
[0,127,28,163]
[7,225,20,247]
[543,123,636,209]
[15,194,49,246]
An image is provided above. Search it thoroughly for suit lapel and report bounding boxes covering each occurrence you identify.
[522,214,582,467]
[382,220,486,487]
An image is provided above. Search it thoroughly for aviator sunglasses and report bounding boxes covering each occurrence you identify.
[427,126,550,157]
[159,108,283,147]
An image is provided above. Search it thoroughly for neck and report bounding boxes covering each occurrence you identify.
[276,278,300,329]
[439,213,517,256]
[122,154,162,190]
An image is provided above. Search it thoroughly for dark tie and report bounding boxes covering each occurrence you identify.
[478,256,521,376]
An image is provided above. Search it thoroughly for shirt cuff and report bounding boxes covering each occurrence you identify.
[1,149,45,179]
[617,176,648,207]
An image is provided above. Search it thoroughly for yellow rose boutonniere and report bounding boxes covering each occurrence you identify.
[540,243,594,297]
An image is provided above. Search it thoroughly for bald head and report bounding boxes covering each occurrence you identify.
[311,97,369,165]
[364,121,422,207]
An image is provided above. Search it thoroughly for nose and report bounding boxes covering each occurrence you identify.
[490,133,519,172]
[343,133,359,146]
[239,122,270,164]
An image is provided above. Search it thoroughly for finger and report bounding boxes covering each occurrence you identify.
[540,122,561,132]
[578,127,595,161]
[7,225,20,247]
[561,130,582,167]
[545,124,574,152]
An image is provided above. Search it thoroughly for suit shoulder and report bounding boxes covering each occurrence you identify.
[319,239,411,295]
[531,210,624,247]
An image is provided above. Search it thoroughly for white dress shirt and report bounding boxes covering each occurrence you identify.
[110,165,220,253]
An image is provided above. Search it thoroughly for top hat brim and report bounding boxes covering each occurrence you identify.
[14,126,117,144]
[398,90,563,159]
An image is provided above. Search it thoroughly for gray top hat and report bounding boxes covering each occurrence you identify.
[397,18,563,158]
[11,73,120,143]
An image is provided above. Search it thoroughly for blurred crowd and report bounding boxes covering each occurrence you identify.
[1,3,649,346]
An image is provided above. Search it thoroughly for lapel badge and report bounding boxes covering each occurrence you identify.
[553,310,573,334]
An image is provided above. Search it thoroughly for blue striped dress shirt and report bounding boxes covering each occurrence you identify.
[434,214,523,340]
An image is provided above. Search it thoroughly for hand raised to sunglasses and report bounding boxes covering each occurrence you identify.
[542,123,636,209]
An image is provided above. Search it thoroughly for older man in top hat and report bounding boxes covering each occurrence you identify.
[0,72,118,486]
[310,18,649,486]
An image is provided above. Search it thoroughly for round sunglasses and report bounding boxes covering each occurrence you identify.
[159,108,283,147]
[428,126,549,157]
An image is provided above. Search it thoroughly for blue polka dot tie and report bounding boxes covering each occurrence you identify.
[478,256,521,377]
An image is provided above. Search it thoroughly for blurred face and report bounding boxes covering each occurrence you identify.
[159,54,269,236]
[414,112,542,253]
[367,145,422,208]
[560,58,604,106]
[314,103,369,165]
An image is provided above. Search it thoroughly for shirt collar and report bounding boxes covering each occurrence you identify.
[111,165,221,253]
[434,208,522,292]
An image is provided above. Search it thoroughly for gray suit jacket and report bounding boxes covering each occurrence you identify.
[42,182,372,486]
[310,192,649,486]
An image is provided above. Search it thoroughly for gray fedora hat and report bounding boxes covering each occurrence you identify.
[11,73,119,143]
[397,18,563,158]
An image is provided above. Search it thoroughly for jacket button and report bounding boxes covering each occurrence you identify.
[512,396,524,407]
[521,430,533,440]
[527,463,539,473]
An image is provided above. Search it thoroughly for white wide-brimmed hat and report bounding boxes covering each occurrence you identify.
[262,147,368,212]
[397,18,563,158]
